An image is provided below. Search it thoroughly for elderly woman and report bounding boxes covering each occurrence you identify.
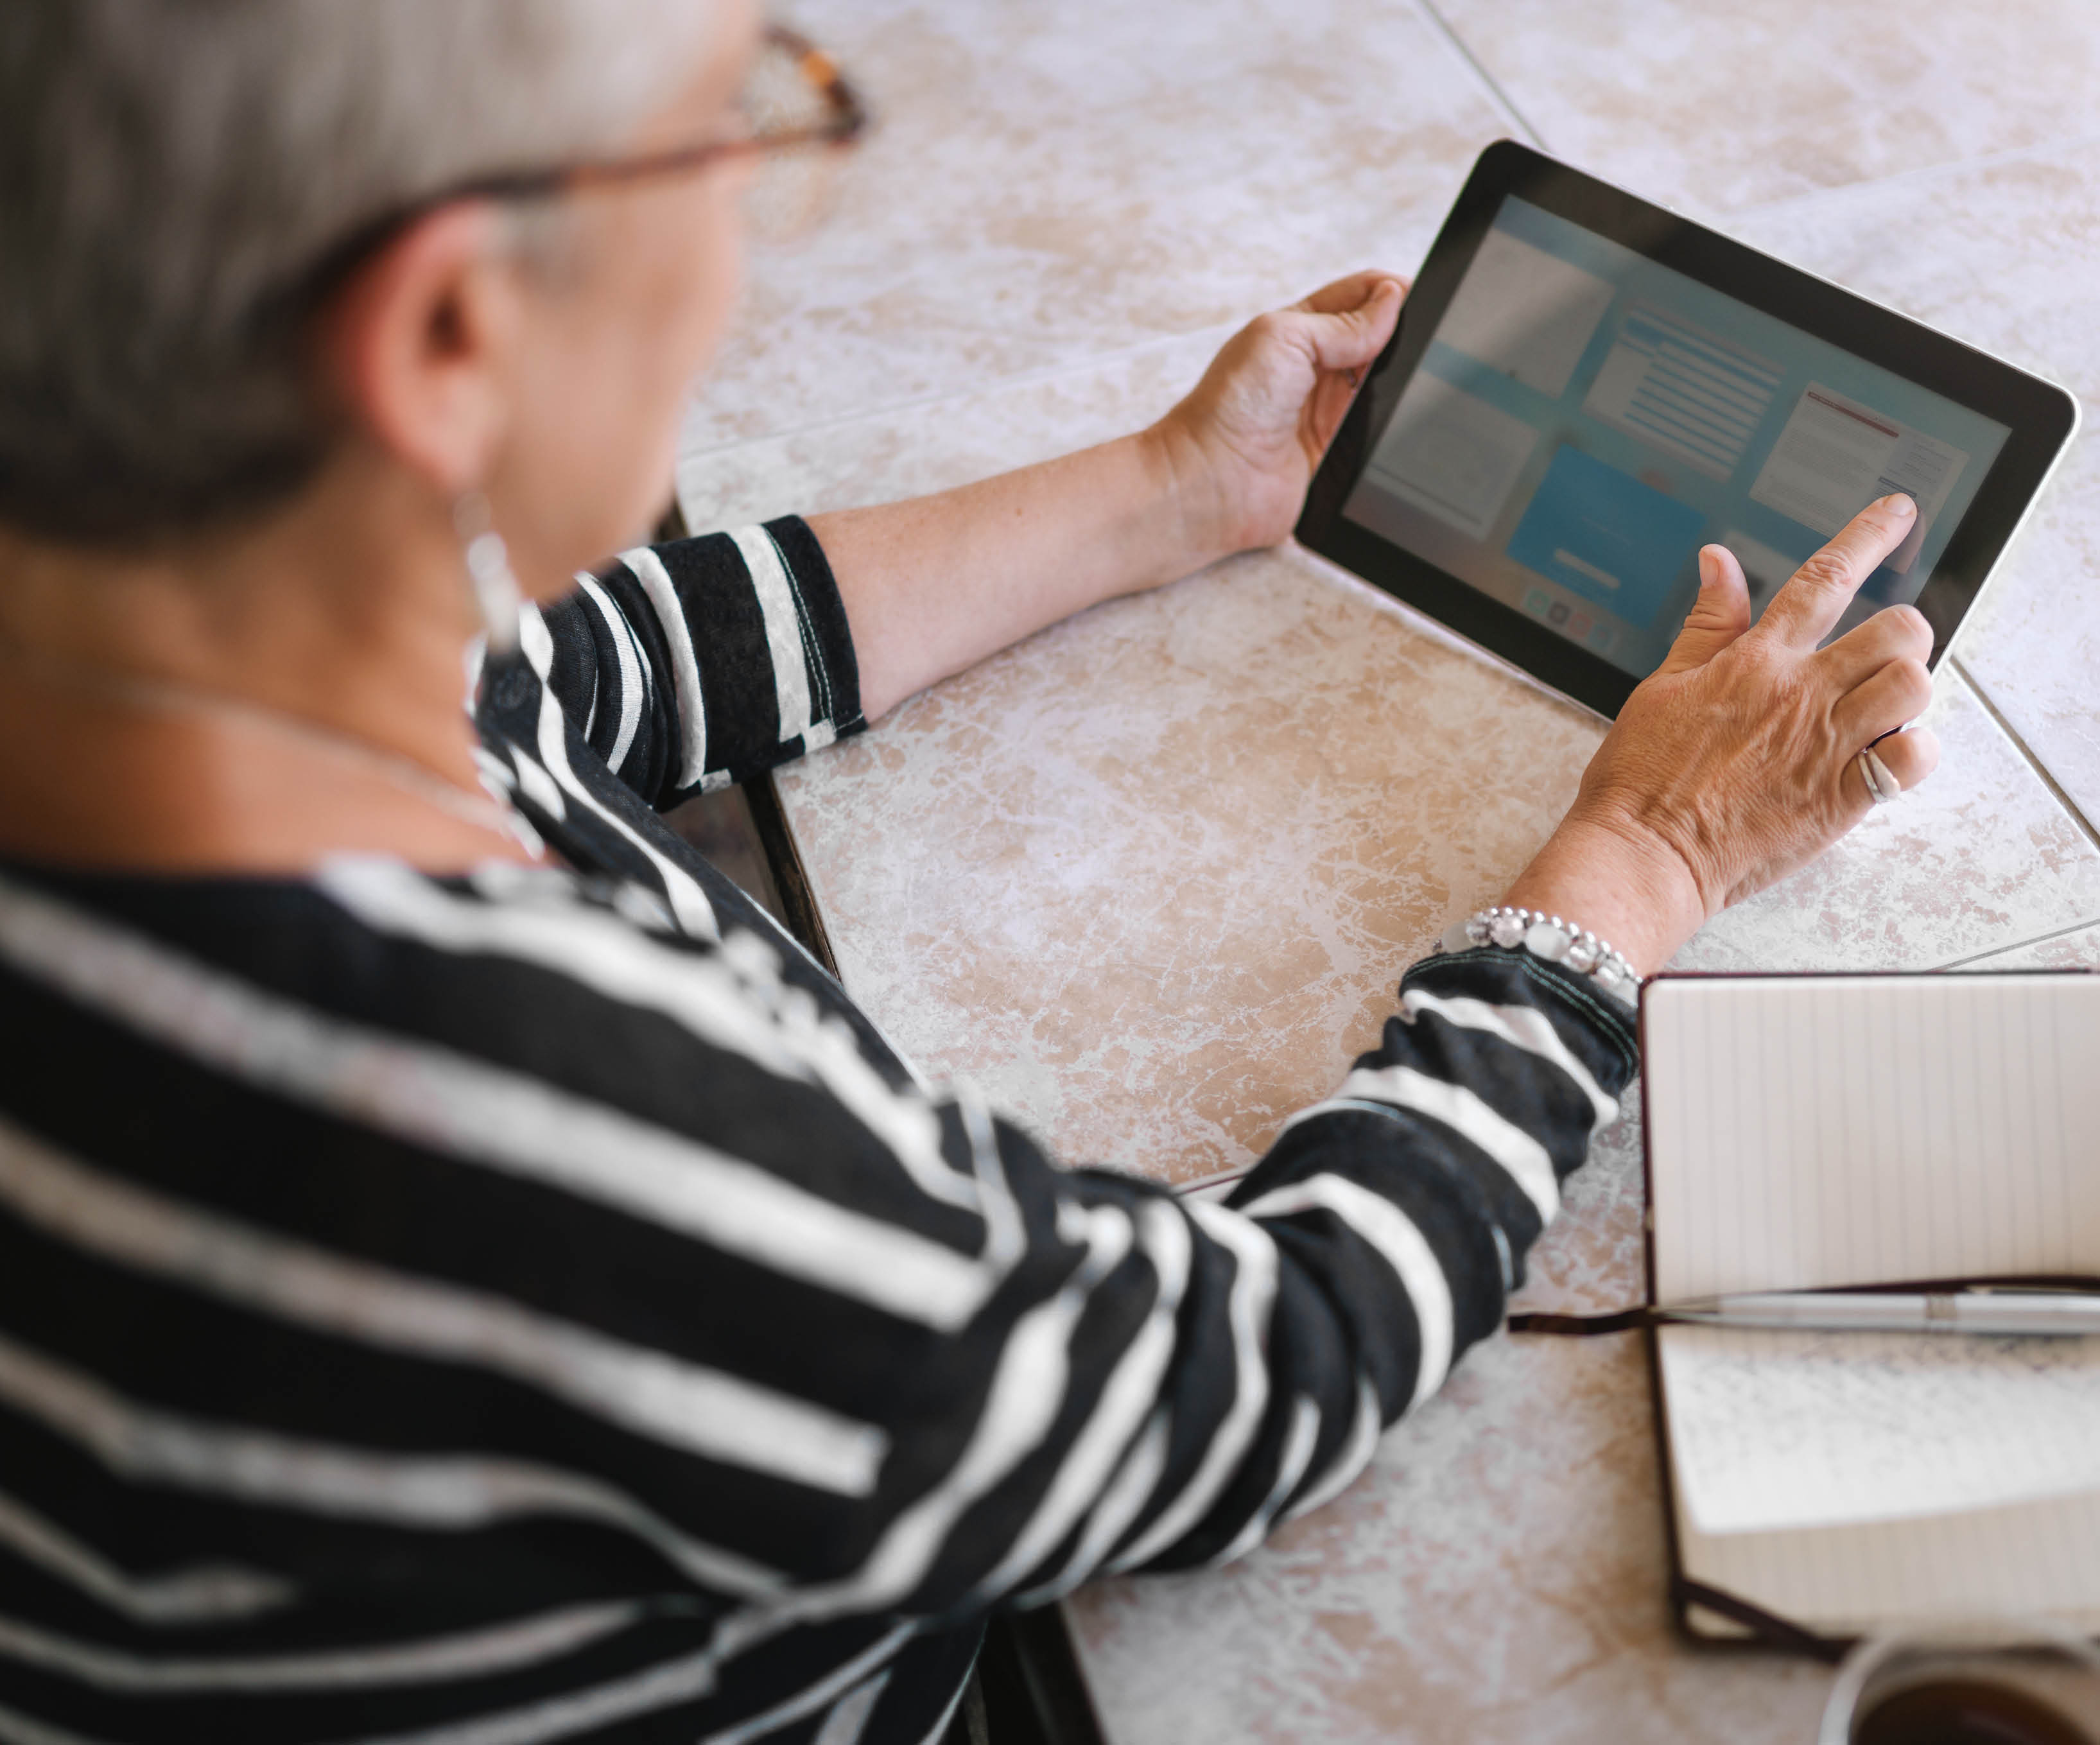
[0,3,1938,1742]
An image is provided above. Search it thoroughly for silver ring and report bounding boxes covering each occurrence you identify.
[1857,745,1900,806]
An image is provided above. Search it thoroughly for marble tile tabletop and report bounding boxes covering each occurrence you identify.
[679,3,2100,1738]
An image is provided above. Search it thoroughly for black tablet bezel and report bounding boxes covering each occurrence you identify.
[1296,139,2081,719]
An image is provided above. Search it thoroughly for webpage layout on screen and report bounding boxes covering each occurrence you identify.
[1343,196,2009,678]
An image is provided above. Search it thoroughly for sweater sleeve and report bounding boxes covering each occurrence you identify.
[859,946,1640,1609]
[528,516,864,806]
[314,864,1637,1626]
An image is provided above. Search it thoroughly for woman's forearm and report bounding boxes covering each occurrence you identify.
[809,426,1220,723]
[811,276,1405,723]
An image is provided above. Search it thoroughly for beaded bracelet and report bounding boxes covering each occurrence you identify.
[1435,905,1643,1007]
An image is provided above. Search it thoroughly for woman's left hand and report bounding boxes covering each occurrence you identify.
[1150,270,1407,563]
[816,271,1404,720]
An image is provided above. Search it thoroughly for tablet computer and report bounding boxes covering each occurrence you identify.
[1297,141,2080,718]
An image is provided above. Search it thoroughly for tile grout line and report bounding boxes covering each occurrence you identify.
[1950,652,2100,855]
[1931,912,2100,973]
[1410,0,1547,150]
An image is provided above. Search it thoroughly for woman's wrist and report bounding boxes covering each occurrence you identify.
[1139,413,1240,579]
[1497,810,1708,979]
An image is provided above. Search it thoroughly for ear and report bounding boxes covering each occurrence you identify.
[315,204,527,498]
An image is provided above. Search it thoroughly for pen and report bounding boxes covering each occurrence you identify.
[1657,1289,2100,1337]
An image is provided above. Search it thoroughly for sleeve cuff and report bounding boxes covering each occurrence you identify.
[632,514,865,795]
[763,515,863,743]
[1401,946,1640,1090]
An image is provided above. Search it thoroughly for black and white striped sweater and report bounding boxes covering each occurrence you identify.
[0,518,1638,1745]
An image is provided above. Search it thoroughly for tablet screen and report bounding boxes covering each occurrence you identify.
[1339,195,2011,678]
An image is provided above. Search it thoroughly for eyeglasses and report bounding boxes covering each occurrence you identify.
[284,24,867,313]
[462,24,869,236]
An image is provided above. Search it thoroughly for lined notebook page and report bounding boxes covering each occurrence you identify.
[1644,973,2100,1303]
[1658,1323,2100,1532]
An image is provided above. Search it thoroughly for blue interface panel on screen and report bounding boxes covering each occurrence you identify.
[1340,195,2010,679]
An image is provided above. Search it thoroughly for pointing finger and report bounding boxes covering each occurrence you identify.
[1755,494,1918,650]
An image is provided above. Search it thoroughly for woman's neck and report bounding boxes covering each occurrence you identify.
[0,458,536,874]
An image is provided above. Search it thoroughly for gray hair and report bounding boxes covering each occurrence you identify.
[0,0,720,544]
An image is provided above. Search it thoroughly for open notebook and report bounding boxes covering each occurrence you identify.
[1639,973,2100,1645]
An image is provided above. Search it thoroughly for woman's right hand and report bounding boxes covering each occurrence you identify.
[1500,492,1937,975]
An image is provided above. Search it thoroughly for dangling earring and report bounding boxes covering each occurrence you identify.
[454,491,521,659]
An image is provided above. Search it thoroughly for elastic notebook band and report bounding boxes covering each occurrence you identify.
[1505,1306,1654,1336]
[1672,1578,1848,1661]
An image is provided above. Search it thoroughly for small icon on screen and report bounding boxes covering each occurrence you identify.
[1523,588,1553,619]
[1547,600,1571,626]
[1568,611,1592,639]
[1586,622,1615,654]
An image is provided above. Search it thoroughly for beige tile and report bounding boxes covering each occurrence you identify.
[787,634,2100,1180]
[680,0,1509,453]
[1718,142,2100,835]
[681,330,1229,525]
[1961,919,2100,971]
[782,535,1604,1186]
[1067,1332,1832,1745]
[1519,1093,1647,1314]
[1434,0,2100,215]
[1727,145,2100,400]
[1955,439,2100,833]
